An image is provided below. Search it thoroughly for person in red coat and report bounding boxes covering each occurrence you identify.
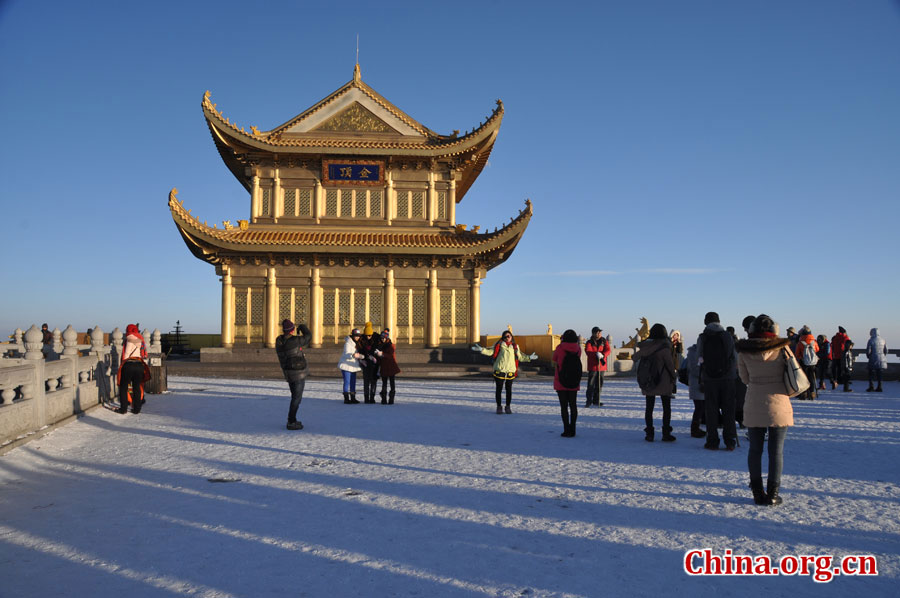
[117,324,149,414]
[584,327,611,408]
[375,329,401,404]
[553,329,582,437]
[830,327,852,392]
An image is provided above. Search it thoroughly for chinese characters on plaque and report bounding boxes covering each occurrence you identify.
[323,160,384,185]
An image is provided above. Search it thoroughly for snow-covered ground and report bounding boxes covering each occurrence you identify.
[1,376,898,597]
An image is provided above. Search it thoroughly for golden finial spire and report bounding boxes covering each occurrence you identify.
[353,34,361,82]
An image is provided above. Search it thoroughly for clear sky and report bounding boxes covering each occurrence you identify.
[2,0,899,346]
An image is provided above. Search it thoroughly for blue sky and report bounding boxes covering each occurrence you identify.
[2,0,899,346]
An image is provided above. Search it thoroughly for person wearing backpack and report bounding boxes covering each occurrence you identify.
[584,327,611,408]
[815,334,833,391]
[830,327,851,391]
[634,323,677,442]
[275,319,312,430]
[472,330,538,414]
[553,329,583,437]
[696,311,738,450]
[793,326,819,400]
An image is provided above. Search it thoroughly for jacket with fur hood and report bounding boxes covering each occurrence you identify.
[736,337,794,428]
[633,337,676,397]
[337,336,363,372]
[866,328,888,370]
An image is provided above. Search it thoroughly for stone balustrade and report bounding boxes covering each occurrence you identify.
[0,324,162,450]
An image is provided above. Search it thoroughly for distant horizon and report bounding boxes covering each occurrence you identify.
[2,1,898,347]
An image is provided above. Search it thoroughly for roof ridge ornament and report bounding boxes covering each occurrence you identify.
[353,62,361,84]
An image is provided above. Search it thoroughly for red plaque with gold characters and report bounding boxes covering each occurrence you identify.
[323,159,385,186]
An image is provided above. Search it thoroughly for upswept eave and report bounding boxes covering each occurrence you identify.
[168,188,531,266]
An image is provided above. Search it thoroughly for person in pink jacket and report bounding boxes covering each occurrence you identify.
[553,329,582,437]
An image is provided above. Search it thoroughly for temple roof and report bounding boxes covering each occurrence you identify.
[204,66,502,201]
[169,189,531,269]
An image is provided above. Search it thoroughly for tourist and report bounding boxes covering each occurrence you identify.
[375,328,401,404]
[553,329,582,437]
[275,319,311,430]
[682,344,706,438]
[727,325,747,427]
[794,326,819,400]
[471,330,538,414]
[116,323,149,414]
[670,330,684,369]
[357,322,380,403]
[736,314,793,506]
[697,311,737,451]
[41,323,54,358]
[786,327,799,354]
[584,327,610,408]
[866,328,888,392]
[815,334,833,391]
[634,323,677,442]
[338,328,363,404]
[831,327,853,392]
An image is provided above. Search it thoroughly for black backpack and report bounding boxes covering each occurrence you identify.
[678,365,689,386]
[636,356,659,393]
[701,331,730,378]
[558,351,583,388]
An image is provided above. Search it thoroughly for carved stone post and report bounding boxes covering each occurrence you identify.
[90,326,105,355]
[24,325,45,425]
[150,329,162,353]
[62,325,79,357]
[52,327,63,355]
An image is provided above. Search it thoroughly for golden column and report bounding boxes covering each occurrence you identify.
[469,272,481,343]
[386,170,394,226]
[384,268,396,335]
[273,168,282,221]
[427,170,435,226]
[426,269,439,348]
[314,179,323,224]
[251,174,260,221]
[310,267,323,348]
[265,267,277,348]
[221,265,234,348]
[448,175,457,226]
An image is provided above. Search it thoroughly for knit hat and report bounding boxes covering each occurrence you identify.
[704,312,720,325]
[799,325,811,335]
[561,329,578,343]
[591,326,602,335]
[786,327,796,336]
[282,319,295,334]
[350,328,362,337]
[381,328,391,338]
[126,324,140,336]
[838,326,846,334]
[364,321,373,336]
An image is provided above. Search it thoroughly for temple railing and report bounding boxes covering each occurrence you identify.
[0,324,162,450]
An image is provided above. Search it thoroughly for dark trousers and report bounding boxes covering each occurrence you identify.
[586,371,604,405]
[361,364,378,401]
[494,378,513,406]
[704,378,736,448]
[118,360,145,412]
[831,359,845,386]
[644,395,671,430]
[734,378,747,423]
[380,376,396,394]
[691,399,705,431]
[287,379,305,423]
[817,359,833,386]
[747,426,787,486]
[557,390,578,432]
[802,365,817,398]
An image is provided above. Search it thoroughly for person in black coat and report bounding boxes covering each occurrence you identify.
[275,319,311,430]
[634,323,677,442]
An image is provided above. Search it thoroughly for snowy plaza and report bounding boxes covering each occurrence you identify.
[1,376,898,597]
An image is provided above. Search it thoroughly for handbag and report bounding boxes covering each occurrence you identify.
[782,348,810,397]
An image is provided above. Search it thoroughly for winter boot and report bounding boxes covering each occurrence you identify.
[644,426,655,442]
[286,421,303,430]
[504,404,512,414]
[662,426,676,442]
[817,382,825,390]
[349,392,360,404]
[749,478,767,506]
[766,480,783,506]
[876,384,883,392]
[560,413,571,437]
[380,389,388,404]
[388,390,395,404]
[690,424,706,438]
[866,384,875,392]
[343,392,352,404]
[831,381,837,390]
[843,382,853,392]
[496,403,503,414]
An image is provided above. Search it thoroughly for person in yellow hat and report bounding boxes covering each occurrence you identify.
[357,322,380,403]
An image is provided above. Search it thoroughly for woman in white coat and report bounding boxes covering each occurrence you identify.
[338,328,363,404]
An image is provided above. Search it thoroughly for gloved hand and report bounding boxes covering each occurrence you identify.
[471,343,483,352]
[528,352,538,360]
